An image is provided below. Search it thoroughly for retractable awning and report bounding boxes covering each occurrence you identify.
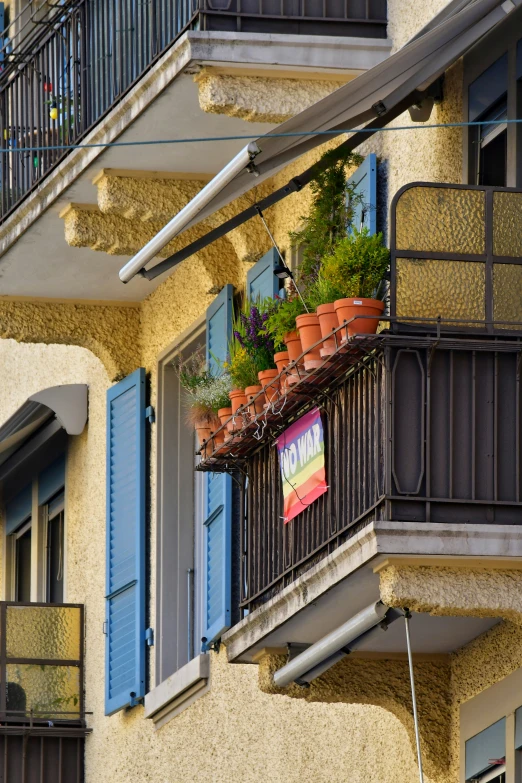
[119,0,522,284]
[0,385,88,470]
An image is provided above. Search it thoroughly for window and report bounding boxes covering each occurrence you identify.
[461,668,522,783]
[464,10,522,186]
[155,326,207,684]
[46,492,64,603]
[14,520,31,602]
[4,453,65,604]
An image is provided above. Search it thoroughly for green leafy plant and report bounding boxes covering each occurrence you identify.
[290,146,364,283]
[320,228,390,300]
[263,289,309,347]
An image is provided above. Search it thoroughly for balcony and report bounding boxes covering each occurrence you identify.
[0,0,387,224]
[198,182,522,662]
[0,601,87,782]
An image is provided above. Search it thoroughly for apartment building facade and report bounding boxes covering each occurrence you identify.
[0,1,520,782]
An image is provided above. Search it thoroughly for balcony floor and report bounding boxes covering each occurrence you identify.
[223,519,520,663]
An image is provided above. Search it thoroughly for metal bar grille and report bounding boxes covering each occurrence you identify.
[240,354,385,611]
[0,0,386,223]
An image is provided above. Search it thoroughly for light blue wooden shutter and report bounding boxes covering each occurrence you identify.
[105,368,146,715]
[347,153,377,235]
[202,285,233,649]
[247,248,280,301]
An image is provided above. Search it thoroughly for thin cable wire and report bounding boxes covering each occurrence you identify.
[404,610,425,783]
[3,118,522,155]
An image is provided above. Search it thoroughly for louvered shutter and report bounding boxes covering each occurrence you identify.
[202,285,233,649]
[246,248,280,301]
[105,368,146,715]
[347,153,378,235]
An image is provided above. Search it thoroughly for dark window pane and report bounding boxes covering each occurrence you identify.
[469,54,508,121]
[48,510,64,604]
[480,129,507,186]
[16,527,31,602]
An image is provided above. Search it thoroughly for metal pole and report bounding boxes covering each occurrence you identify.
[404,609,425,783]
[254,205,309,313]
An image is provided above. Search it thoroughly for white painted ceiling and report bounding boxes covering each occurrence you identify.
[0,74,275,302]
[238,561,499,663]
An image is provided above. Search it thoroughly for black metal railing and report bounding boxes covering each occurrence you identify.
[0,0,386,222]
[0,602,88,782]
[240,351,385,609]
[198,319,522,611]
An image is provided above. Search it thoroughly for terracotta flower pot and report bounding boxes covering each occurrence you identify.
[284,331,303,364]
[195,425,212,458]
[258,369,279,404]
[274,351,289,375]
[316,303,340,357]
[218,407,232,427]
[334,298,385,338]
[245,385,265,416]
[295,313,322,371]
[229,389,247,414]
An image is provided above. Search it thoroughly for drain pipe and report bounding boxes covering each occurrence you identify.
[273,601,388,689]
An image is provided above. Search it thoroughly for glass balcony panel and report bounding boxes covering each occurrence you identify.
[493,264,522,328]
[396,258,485,324]
[493,191,522,257]
[6,606,81,661]
[6,664,80,718]
[395,186,485,254]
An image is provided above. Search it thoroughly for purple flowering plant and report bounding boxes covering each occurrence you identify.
[227,297,284,389]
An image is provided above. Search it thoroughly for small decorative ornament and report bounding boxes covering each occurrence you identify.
[50,100,58,121]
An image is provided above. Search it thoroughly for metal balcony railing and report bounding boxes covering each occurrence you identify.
[0,602,87,783]
[0,0,387,222]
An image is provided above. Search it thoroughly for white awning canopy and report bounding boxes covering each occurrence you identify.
[0,384,88,468]
[119,0,522,284]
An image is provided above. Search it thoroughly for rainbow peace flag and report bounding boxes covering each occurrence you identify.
[277,407,327,523]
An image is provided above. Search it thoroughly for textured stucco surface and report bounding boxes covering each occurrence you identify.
[0,1,517,782]
[0,299,140,381]
[196,69,346,123]
[380,564,522,623]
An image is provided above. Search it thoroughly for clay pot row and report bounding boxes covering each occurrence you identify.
[195,297,385,459]
[289,297,385,371]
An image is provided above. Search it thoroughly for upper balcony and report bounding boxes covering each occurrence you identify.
[0,601,87,781]
[198,182,522,665]
[0,0,387,225]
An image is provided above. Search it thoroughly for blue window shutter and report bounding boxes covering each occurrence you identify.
[202,286,233,648]
[246,248,280,301]
[105,368,146,716]
[347,153,378,235]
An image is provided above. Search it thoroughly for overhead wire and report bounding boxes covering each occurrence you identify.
[1,118,522,155]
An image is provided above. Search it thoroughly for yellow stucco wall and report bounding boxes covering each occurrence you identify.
[0,1,517,781]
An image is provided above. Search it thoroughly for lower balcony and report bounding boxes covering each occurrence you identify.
[0,601,87,782]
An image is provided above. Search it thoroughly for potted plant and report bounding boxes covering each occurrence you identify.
[320,229,390,337]
[177,355,232,453]
[263,291,307,365]
[228,298,284,413]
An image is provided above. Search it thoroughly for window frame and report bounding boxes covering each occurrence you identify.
[463,11,522,187]
[154,314,207,687]
[460,666,522,783]
[3,446,67,603]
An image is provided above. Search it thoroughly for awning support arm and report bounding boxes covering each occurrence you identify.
[254,205,309,312]
[404,609,425,783]
[140,92,425,282]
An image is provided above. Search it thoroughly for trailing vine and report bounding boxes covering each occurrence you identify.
[289,146,364,284]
